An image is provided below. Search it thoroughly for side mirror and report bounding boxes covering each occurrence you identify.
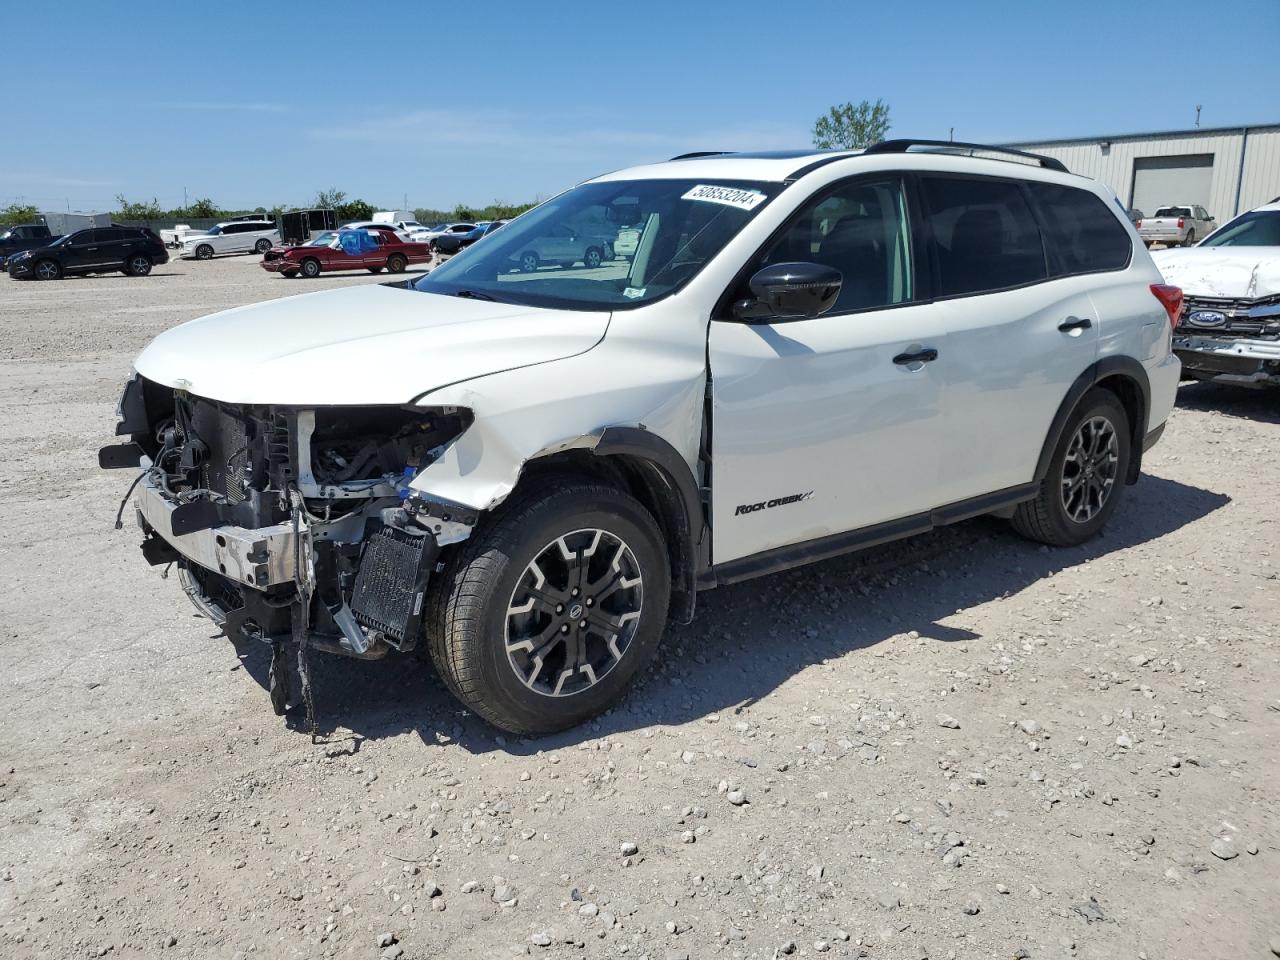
[732,262,842,323]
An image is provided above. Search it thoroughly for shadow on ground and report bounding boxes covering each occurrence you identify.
[1176,381,1280,424]
[233,474,1229,752]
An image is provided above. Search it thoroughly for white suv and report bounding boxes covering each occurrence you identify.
[180,219,281,260]
[102,141,1182,735]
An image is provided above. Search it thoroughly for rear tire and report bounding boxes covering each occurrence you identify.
[1011,388,1131,547]
[386,254,407,273]
[1183,229,1195,247]
[254,238,272,254]
[584,246,603,269]
[126,254,152,277]
[520,251,539,272]
[300,258,321,278]
[425,478,671,735]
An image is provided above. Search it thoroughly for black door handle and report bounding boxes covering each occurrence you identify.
[893,348,938,365]
[1058,316,1093,332]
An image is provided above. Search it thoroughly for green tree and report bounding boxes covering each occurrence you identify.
[187,197,220,218]
[336,198,374,221]
[114,194,164,220]
[315,188,346,210]
[1,202,40,226]
[812,98,891,150]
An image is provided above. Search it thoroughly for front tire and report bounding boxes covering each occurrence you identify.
[1011,388,1131,547]
[367,266,384,274]
[195,244,214,260]
[583,246,603,269]
[520,251,539,272]
[426,479,671,735]
[34,259,61,281]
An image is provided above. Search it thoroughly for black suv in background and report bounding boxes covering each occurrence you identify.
[7,226,169,280]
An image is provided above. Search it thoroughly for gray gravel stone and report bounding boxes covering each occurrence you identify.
[1210,837,1238,860]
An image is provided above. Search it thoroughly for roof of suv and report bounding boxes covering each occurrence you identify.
[590,141,1079,186]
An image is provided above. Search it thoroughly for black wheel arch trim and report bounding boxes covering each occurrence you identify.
[591,426,706,624]
[1034,356,1150,487]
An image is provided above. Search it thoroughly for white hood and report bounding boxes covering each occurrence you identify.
[133,284,610,406]
[1151,246,1280,299]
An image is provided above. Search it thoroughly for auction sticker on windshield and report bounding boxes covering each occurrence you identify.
[681,185,767,211]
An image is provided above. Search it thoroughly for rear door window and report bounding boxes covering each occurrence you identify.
[920,176,1047,297]
[1027,182,1132,276]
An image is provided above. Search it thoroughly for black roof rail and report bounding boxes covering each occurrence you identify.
[863,139,1069,173]
[669,151,732,161]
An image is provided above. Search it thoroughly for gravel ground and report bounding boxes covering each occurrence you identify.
[1,255,1277,960]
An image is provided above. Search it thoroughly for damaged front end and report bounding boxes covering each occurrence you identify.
[100,375,475,716]
[1174,294,1280,387]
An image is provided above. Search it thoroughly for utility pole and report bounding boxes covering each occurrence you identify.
[1195,105,1202,129]
[183,186,188,208]
[949,127,954,142]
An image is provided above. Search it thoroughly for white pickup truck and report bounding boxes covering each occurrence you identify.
[1137,205,1215,247]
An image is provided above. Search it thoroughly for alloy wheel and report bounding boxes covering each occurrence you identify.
[130,256,151,275]
[35,261,60,280]
[504,528,644,698]
[1061,416,1118,524]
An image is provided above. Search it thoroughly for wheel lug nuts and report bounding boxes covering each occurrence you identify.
[571,588,580,597]
[579,619,587,628]
[585,598,593,606]
[556,604,564,614]
[561,624,569,633]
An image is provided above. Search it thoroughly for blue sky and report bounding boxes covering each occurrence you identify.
[5,0,1277,213]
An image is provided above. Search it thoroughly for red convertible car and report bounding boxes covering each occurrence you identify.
[261,229,433,278]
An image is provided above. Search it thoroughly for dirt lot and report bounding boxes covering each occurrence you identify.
[1,255,1277,960]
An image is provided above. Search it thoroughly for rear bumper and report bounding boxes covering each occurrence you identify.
[260,259,296,273]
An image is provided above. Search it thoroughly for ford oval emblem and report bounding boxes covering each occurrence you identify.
[1187,310,1227,328]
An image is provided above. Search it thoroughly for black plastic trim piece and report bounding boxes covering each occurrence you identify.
[115,374,149,437]
[669,151,732,161]
[593,427,705,623]
[98,442,142,469]
[864,139,1069,173]
[707,482,1039,588]
[1033,357,1151,485]
[1142,422,1166,452]
[170,499,222,537]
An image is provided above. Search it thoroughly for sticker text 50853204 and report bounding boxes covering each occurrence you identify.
[681,185,767,211]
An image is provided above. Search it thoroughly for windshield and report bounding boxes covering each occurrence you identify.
[1201,210,1280,248]
[413,178,778,309]
[1154,207,1192,218]
[205,226,222,235]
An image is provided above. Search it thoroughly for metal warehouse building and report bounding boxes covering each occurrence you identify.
[1008,122,1280,221]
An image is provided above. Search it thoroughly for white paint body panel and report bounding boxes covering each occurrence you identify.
[128,149,1180,570]
[133,284,610,406]
[180,224,280,258]
[1151,246,1280,299]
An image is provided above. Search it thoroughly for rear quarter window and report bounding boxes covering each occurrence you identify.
[1027,183,1132,275]
[920,175,1047,297]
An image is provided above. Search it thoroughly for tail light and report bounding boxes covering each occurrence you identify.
[1135,219,1142,229]
[1177,217,1185,229]
[1151,283,1183,328]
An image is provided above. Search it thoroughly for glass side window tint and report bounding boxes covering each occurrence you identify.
[921,176,1047,297]
[1028,183,1131,275]
[754,178,914,313]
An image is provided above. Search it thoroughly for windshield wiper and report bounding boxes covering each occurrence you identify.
[454,289,498,301]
